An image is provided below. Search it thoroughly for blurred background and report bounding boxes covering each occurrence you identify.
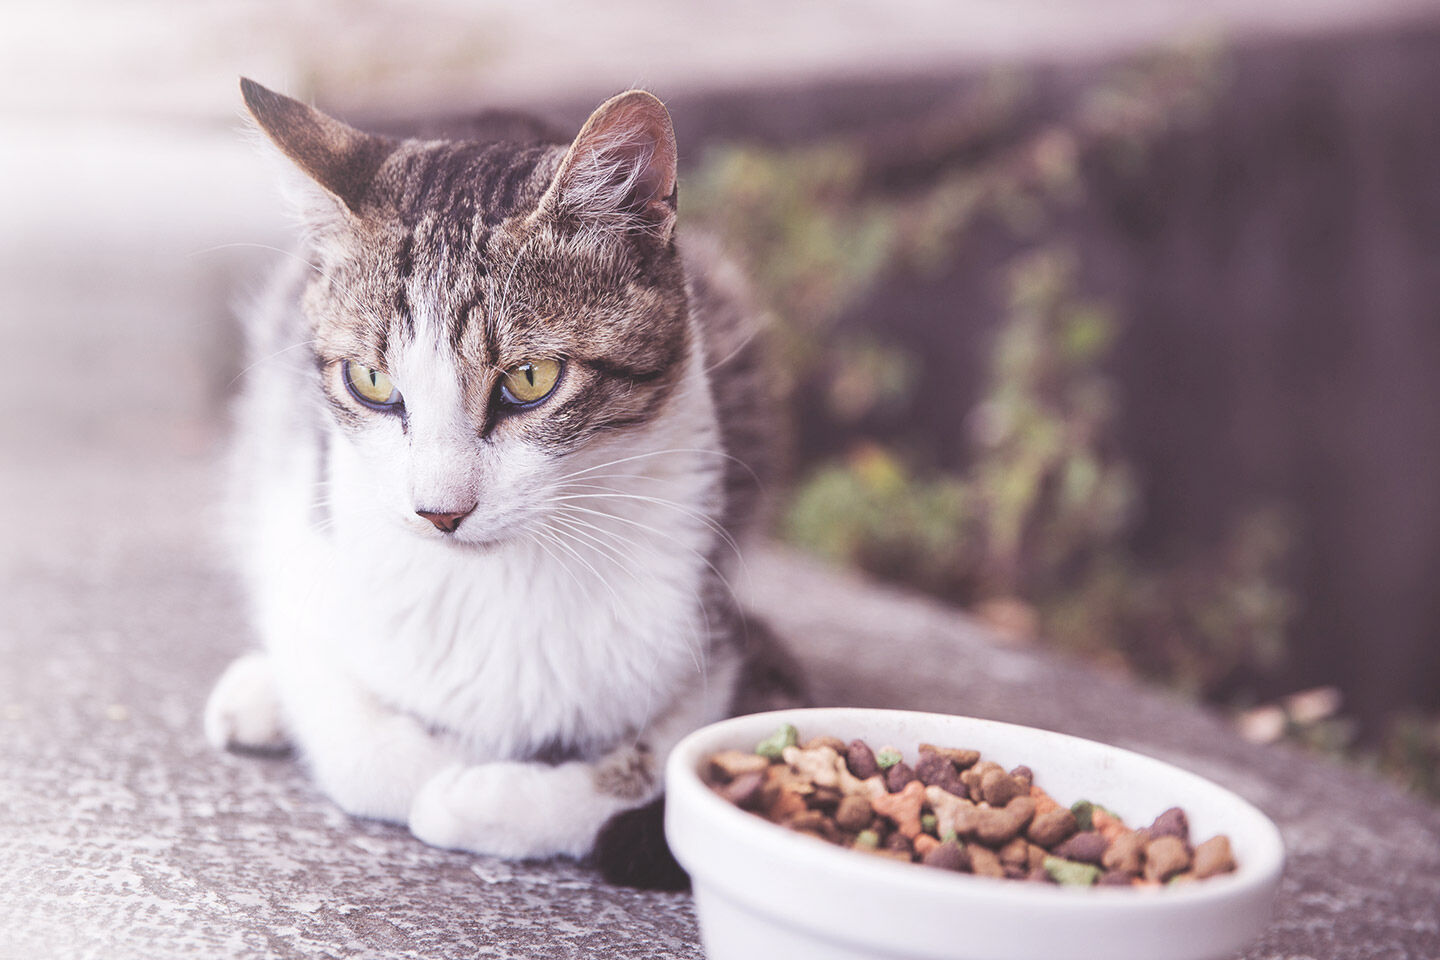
[4,0,1439,800]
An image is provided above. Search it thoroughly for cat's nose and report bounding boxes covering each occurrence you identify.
[415,504,475,534]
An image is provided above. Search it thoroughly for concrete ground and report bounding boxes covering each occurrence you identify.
[3,3,1440,958]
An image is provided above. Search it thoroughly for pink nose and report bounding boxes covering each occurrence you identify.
[416,504,475,533]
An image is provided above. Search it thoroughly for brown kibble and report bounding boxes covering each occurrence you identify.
[871,780,927,839]
[975,796,1037,846]
[765,763,815,796]
[766,788,808,821]
[915,752,967,797]
[926,785,980,840]
[998,836,1030,867]
[968,843,1005,878]
[806,785,843,811]
[1192,835,1236,879]
[886,761,918,793]
[834,794,874,832]
[1009,765,1034,788]
[1101,830,1147,876]
[921,838,968,871]
[981,768,1025,807]
[884,831,914,856]
[1148,807,1190,843]
[846,740,880,779]
[707,749,770,782]
[1098,870,1135,886]
[1027,866,1054,883]
[803,735,847,753]
[719,771,766,809]
[1027,808,1078,848]
[1027,843,1050,872]
[919,743,981,770]
[1143,835,1192,882]
[1053,830,1108,865]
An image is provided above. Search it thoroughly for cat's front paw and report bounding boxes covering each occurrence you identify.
[409,761,600,860]
[204,652,290,753]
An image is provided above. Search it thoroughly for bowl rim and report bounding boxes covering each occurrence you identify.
[666,706,1286,910]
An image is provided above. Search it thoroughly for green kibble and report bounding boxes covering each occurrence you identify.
[1044,856,1101,887]
[921,813,938,835]
[755,723,799,760]
[1070,799,1094,832]
[941,830,957,844]
[876,748,903,770]
[854,830,880,850]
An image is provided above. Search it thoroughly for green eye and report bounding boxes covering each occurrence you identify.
[498,359,562,407]
[343,361,401,410]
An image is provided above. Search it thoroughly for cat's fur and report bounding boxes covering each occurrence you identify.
[205,80,798,883]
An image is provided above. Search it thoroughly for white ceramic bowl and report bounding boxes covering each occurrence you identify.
[665,708,1284,960]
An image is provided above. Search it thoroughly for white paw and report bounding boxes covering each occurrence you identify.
[409,761,600,860]
[204,652,290,752]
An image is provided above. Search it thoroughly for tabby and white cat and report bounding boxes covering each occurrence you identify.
[204,79,794,884]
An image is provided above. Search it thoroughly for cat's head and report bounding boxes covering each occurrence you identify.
[243,79,712,547]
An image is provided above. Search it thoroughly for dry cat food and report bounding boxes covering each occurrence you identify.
[703,725,1237,887]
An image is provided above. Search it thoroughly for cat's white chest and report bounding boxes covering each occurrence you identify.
[264,502,713,762]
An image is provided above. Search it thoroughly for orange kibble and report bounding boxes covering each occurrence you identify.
[1091,807,1128,842]
[1030,784,1061,817]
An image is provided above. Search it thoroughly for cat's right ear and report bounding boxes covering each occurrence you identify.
[240,78,392,217]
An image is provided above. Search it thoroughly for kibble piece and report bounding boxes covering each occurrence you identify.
[968,843,1005,878]
[1027,807,1079,848]
[1026,842,1050,872]
[846,740,880,779]
[1098,870,1135,887]
[1070,799,1096,832]
[1192,835,1236,879]
[1143,835,1192,883]
[974,796,1037,846]
[920,743,981,769]
[1009,765,1034,788]
[913,834,941,858]
[885,761,917,793]
[1148,807,1189,843]
[998,836,1030,867]
[1091,806,1127,842]
[884,831,913,855]
[719,771,766,809]
[1053,830,1108,865]
[708,749,771,782]
[755,724,799,760]
[920,812,938,835]
[921,838,968,871]
[926,786,980,840]
[834,794,874,832]
[806,785,843,811]
[782,744,844,789]
[765,787,808,821]
[1030,784,1062,817]
[1101,830,1147,876]
[981,767,1026,807]
[871,780,927,839]
[915,751,966,798]
[875,747,903,770]
[853,829,880,850]
[803,735,847,753]
[1044,856,1101,887]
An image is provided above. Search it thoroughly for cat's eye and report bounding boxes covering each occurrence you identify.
[343,360,402,411]
[498,359,562,408]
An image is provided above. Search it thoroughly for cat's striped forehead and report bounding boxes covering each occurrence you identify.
[306,134,691,447]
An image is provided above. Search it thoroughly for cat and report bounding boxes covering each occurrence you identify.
[204,79,801,888]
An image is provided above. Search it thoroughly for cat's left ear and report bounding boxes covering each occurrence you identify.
[536,90,678,242]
